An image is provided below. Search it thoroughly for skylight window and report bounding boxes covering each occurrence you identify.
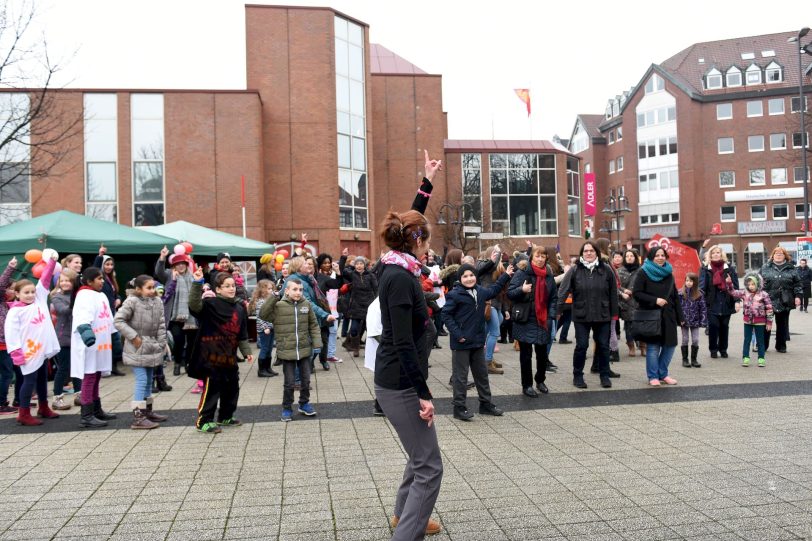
[698,58,705,64]
[761,50,776,58]
[741,52,755,60]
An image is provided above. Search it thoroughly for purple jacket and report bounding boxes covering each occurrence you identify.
[0,264,15,346]
[678,289,707,328]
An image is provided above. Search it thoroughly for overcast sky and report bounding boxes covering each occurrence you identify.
[36,0,807,141]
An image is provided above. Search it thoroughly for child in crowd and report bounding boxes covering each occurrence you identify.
[260,278,322,422]
[678,272,707,368]
[188,266,253,434]
[0,257,22,414]
[151,281,172,393]
[726,272,773,367]
[4,253,61,426]
[249,279,278,378]
[114,275,169,429]
[72,267,117,428]
[50,268,79,410]
[441,263,512,421]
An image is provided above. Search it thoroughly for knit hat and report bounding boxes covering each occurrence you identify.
[216,252,231,262]
[169,253,193,267]
[353,256,367,266]
[457,263,477,286]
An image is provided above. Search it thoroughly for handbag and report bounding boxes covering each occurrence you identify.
[484,300,492,321]
[781,288,793,307]
[511,302,531,324]
[631,309,662,340]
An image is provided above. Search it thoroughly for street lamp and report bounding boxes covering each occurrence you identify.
[599,186,632,249]
[436,202,481,251]
[788,27,812,232]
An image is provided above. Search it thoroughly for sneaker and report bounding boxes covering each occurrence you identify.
[216,418,242,427]
[559,339,572,344]
[0,404,18,415]
[758,358,766,367]
[649,379,661,386]
[196,422,222,434]
[661,376,678,385]
[62,387,75,395]
[742,357,751,367]
[327,356,343,363]
[190,386,202,394]
[298,403,317,416]
[281,409,293,422]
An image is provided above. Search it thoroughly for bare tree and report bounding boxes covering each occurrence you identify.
[0,1,81,223]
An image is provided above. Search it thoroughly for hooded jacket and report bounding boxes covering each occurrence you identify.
[441,271,511,350]
[727,272,774,325]
[259,294,322,361]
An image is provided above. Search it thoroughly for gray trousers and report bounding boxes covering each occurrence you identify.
[375,385,443,541]
[451,347,492,410]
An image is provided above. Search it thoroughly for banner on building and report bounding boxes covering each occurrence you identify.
[584,173,596,216]
[645,234,700,289]
[798,237,812,263]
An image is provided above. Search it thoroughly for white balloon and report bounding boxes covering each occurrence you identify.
[42,248,59,261]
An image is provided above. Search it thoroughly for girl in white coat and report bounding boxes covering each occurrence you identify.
[71,267,117,428]
[4,252,61,426]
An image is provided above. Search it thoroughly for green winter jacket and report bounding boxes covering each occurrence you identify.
[259,295,322,361]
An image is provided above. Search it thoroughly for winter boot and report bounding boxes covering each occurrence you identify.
[691,345,701,368]
[492,360,503,368]
[152,377,161,394]
[79,403,107,428]
[627,340,636,357]
[52,395,72,411]
[681,346,690,367]
[110,358,125,377]
[610,350,620,363]
[93,399,117,421]
[350,335,361,358]
[257,356,274,377]
[487,361,504,375]
[156,375,173,392]
[145,398,168,422]
[130,402,159,430]
[173,361,182,376]
[37,402,60,419]
[16,407,43,426]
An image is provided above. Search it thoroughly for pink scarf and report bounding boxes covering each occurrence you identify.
[380,250,422,277]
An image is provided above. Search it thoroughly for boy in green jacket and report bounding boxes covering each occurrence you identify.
[260,278,322,421]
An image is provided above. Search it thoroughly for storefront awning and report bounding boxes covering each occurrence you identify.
[747,242,765,253]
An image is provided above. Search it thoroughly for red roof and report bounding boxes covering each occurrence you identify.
[444,139,572,154]
[369,43,429,75]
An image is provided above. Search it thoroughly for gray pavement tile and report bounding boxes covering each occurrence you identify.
[166,528,224,541]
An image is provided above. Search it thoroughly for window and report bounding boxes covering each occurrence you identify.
[796,203,811,219]
[748,135,764,152]
[768,98,785,115]
[791,96,808,113]
[726,67,742,87]
[645,74,665,94]
[617,156,624,171]
[746,245,765,271]
[751,204,767,220]
[637,106,676,128]
[131,94,164,226]
[718,137,734,154]
[490,153,557,236]
[720,205,736,222]
[567,156,581,236]
[717,103,733,120]
[795,166,810,183]
[617,127,623,140]
[773,203,788,220]
[608,160,615,174]
[765,62,782,83]
[639,202,679,225]
[749,169,766,186]
[608,130,615,144]
[705,69,722,89]
[0,163,30,225]
[336,16,368,229]
[771,168,787,185]
[770,133,786,150]
[84,93,117,222]
[746,101,763,117]
[746,64,762,84]
[669,137,677,154]
[793,132,809,149]
[719,171,735,187]
[461,153,482,223]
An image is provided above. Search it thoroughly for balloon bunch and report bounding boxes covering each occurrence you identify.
[24,248,60,278]
[174,242,194,256]
[261,249,290,272]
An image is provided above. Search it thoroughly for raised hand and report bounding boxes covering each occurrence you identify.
[99,244,107,256]
[342,247,349,257]
[160,246,169,260]
[424,149,442,181]
[8,256,17,268]
[505,264,515,276]
[193,266,204,281]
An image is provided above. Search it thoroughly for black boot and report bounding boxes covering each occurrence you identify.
[610,350,620,363]
[110,359,125,376]
[681,346,690,367]
[258,356,273,377]
[93,399,117,421]
[173,362,181,376]
[152,377,160,394]
[691,345,701,368]
[156,375,173,392]
[79,403,107,428]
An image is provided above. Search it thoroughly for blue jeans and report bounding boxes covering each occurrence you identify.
[485,307,503,361]
[132,366,154,401]
[258,330,274,360]
[327,320,337,358]
[546,319,558,356]
[645,344,676,380]
[743,324,766,359]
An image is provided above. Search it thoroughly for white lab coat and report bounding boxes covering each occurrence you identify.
[70,288,114,378]
[3,281,60,376]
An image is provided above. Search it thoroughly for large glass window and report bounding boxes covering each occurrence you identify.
[718,137,734,154]
[84,93,117,222]
[490,153,557,236]
[566,156,580,236]
[462,153,481,222]
[771,168,787,185]
[768,98,784,115]
[0,162,30,225]
[336,16,367,229]
[749,169,766,186]
[716,103,732,120]
[748,135,764,152]
[770,133,786,150]
[0,93,31,225]
[746,101,763,117]
[131,94,164,226]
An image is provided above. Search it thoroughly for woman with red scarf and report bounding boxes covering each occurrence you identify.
[507,246,558,397]
[699,245,740,358]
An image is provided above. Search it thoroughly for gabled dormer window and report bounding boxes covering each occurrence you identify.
[645,73,665,94]
[705,69,722,90]
[765,61,783,83]
[726,66,742,87]
[611,100,620,117]
[605,102,613,119]
[746,64,762,85]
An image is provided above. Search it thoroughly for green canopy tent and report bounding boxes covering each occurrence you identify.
[142,220,275,258]
[0,210,177,259]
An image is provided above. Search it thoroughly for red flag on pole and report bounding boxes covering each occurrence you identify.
[514,88,531,117]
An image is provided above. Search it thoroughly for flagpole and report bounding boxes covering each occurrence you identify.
[241,174,247,238]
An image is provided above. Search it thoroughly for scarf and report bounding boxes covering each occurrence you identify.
[642,259,673,282]
[622,261,639,273]
[710,260,726,290]
[531,263,549,329]
[172,271,193,321]
[381,250,422,277]
[580,257,599,272]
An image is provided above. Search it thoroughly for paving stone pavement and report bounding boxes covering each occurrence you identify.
[1,311,811,540]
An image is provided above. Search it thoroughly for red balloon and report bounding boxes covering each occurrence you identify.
[278,249,289,258]
[31,260,47,279]
[181,241,193,253]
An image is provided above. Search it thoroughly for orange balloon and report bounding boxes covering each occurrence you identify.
[24,249,42,264]
[274,261,283,271]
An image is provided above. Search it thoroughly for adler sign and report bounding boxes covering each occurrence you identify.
[584,173,596,216]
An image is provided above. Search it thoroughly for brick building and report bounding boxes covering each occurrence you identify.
[568,31,812,270]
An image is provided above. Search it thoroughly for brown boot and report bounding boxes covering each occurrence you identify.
[487,361,504,375]
[627,341,636,357]
[351,335,361,358]
[16,407,43,426]
[144,398,168,422]
[131,402,159,430]
[391,516,442,535]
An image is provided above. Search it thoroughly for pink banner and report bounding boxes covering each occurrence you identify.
[584,173,596,216]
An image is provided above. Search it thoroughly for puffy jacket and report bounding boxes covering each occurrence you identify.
[283,273,331,327]
[50,291,73,347]
[259,295,322,361]
[441,273,510,350]
[114,295,167,367]
[342,267,378,320]
[678,290,707,328]
[727,272,773,325]
[700,264,739,316]
[798,265,812,288]
[555,261,618,323]
[507,263,559,345]
[760,260,802,313]
[616,264,639,321]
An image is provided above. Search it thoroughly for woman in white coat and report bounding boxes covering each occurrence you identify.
[71,267,117,428]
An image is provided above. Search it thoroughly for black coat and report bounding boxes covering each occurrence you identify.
[342,267,378,320]
[555,261,618,323]
[632,269,684,347]
[760,260,802,313]
[507,264,558,345]
[699,264,739,316]
[442,273,510,350]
